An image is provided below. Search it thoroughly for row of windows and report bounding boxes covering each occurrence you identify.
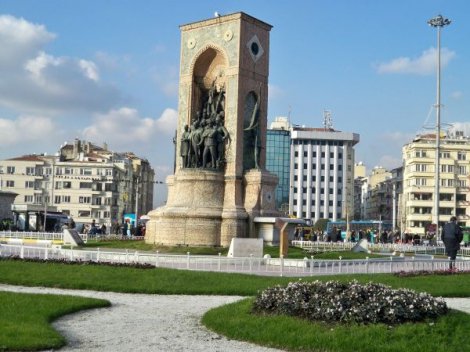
[412,150,467,160]
[294,163,349,171]
[0,166,115,177]
[2,180,118,192]
[294,175,343,183]
[295,151,343,159]
[293,199,343,207]
[293,187,342,195]
[293,140,344,146]
[292,211,341,219]
[23,195,118,206]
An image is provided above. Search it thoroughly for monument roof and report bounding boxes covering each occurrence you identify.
[180,12,272,31]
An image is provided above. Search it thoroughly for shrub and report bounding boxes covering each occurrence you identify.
[252,280,448,325]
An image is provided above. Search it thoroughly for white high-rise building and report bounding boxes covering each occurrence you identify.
[289,127,359,223]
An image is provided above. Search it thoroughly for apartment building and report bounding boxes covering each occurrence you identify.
[0,139,154,231]
[402,133,470,234]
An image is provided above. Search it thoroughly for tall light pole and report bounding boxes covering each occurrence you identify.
[428,14,451,233]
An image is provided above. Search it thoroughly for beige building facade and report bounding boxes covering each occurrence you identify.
[0,140,154,231]
[402,133,470,235]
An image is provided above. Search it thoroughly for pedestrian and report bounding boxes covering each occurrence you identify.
[442,216,463,269]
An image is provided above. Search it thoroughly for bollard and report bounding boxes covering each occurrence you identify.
[186,252,190,269]
[125,249,129,264]
[218,253,221,271]
[280,254,284,277]
[20,244,24,259]
[365,257,369,274]
[339,256,342,274]
[249,254,253,273]
[310,256,314,276]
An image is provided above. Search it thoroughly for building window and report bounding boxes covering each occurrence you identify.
[25,181,34,188]
[6,166,15,174]
[64,167,73,175]
[312,151,317,158]
[62,195,71,203]
[103,211,111,218]
[80,168,92,176]
[439,152,450,159]
[458,152,466,161]
[78,210,91,217]
[106,169,113,176]
[55,196,61,204]
[457,180,467,188]
[26,167,35,175]
[415,164,427,172]
[24,195,33,203]
[80,182,92,189]
[330,152,334,158]
[415,150,427,158]
[93,197,102,205]
[79,196,91,203]
[6,180,14,187]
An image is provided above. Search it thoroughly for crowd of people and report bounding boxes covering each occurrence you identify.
[80,219,146,238]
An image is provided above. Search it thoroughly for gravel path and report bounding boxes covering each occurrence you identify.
[1,284,469,352]
[0,284,282,352]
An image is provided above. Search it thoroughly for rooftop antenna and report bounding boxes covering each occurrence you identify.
[323,110,333,130]
[287,105,292,128]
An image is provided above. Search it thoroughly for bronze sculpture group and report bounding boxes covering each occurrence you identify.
[180,81,231,170]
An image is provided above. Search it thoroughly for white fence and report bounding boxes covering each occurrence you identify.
[1,243,469,277]
[0,231,88,244]
[291,240,470,257]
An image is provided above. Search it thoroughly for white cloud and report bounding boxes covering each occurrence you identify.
[0,15,55,67]
[450,91,463,100]
[82,107,177,147]
[375,47,456,75]
[0,115,56,145]
[0,15,123,114]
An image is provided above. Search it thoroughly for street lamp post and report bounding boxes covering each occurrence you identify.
[427,14,451,233]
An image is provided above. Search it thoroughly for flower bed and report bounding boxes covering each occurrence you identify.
[252,280,448,325]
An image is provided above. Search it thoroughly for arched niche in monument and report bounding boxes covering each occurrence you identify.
[243,91,261,171]
[183,46,229,170]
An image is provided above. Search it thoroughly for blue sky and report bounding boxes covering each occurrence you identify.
[1,0,469,205]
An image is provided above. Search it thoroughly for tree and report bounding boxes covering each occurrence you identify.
[313,218,329,232]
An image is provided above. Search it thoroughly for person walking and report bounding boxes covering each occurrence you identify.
[442,216,463,269]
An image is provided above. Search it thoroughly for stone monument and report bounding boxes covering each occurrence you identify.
[145,12,278,247]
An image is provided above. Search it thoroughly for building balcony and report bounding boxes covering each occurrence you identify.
[406,200,434,207]
[407,214,433,221]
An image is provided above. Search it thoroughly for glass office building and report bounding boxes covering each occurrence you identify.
[266,119,291,214]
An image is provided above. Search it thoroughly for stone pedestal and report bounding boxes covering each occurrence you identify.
[146,170,225,246]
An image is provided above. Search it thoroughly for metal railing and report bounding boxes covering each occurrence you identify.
[0,231,88,244]
[1,243,469,277]
[291,240,470,257]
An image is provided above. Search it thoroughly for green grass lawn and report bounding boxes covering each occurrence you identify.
[0,291,109,351]
[203,298,470,352]
[1,259,469,352]
[81,239,381,259]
